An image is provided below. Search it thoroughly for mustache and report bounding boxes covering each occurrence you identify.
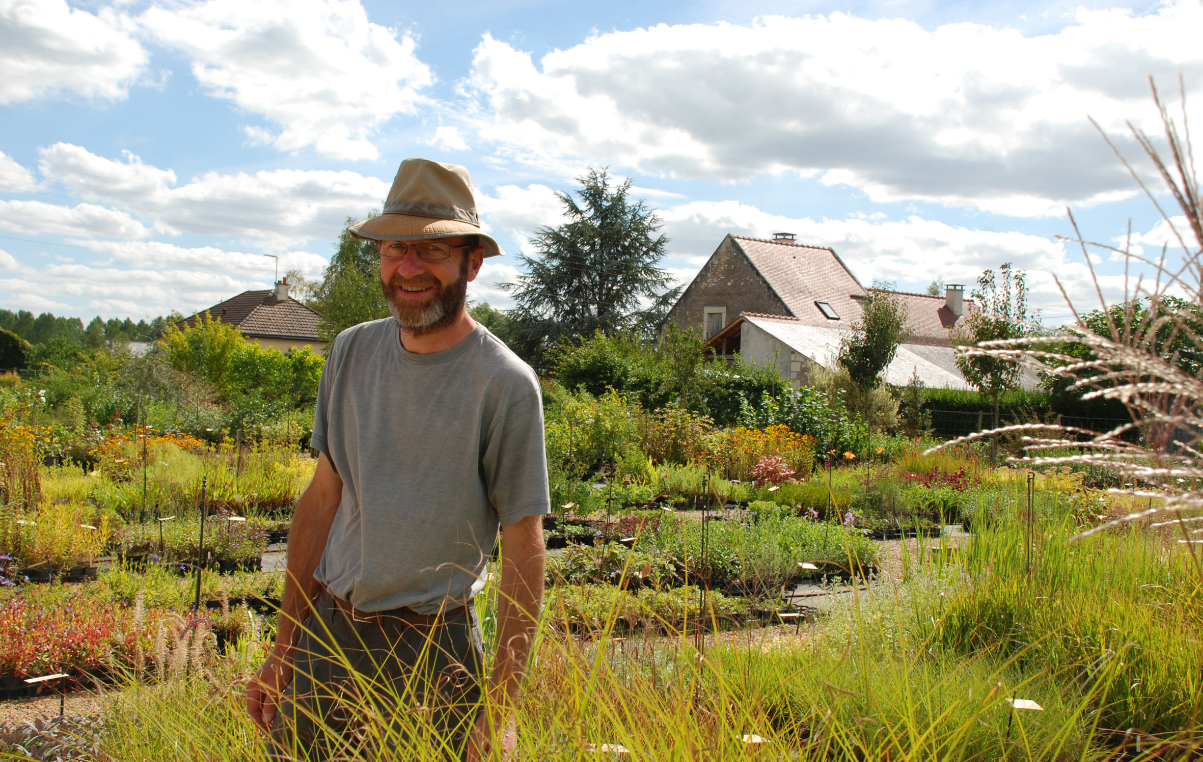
[386,274,440,292]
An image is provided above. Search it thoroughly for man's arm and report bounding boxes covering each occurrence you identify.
[247,453,343,732]
[469,513,545,758]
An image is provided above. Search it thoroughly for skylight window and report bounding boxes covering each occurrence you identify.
[815,301,840,320]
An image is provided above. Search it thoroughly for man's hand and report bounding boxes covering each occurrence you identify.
[247,647,294,733]
[246,453,342,733]
[468,514,544,759]
[467,708,517,762]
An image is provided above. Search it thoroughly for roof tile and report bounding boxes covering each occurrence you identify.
[181,291,322,342]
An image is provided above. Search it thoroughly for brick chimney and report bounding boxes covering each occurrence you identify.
[945,283,964,317]
[275,277,290,301]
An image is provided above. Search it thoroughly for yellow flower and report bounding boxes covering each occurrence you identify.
[875,447,884,454]
[843,451,856,460]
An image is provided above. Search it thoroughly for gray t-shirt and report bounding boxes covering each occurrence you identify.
[309,319,549,614]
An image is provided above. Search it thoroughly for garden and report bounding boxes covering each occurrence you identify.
[0,348,1197,760]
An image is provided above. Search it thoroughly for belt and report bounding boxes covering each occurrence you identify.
[321,588,467,627]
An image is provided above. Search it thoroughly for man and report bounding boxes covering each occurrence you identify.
[246,158,549,760]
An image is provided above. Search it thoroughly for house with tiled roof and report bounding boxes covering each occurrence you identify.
[180,279,327,354]
[660,233,978,389]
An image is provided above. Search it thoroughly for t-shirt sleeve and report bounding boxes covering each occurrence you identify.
[308,338,338,469]
[482,387,551,527]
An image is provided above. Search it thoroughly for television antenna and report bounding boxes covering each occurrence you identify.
[264,253,279,283]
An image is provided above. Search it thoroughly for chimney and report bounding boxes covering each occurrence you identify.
[275,277,289,301]
[945,283,964,317]
[772,232,797,244]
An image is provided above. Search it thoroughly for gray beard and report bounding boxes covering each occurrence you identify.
[383,272,469,338]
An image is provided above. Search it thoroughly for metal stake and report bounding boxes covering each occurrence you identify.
[141,403,148,523]
[194,476,207,610]
[1026,471,1035,582]
[697,473,710,655]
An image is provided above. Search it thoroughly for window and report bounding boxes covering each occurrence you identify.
[815,300,840,320]
[706,311,724,338]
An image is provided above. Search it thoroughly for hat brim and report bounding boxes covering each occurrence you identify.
[348,214,503,257]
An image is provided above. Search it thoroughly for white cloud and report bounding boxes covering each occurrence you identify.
[66,239,328,280]
[0,199,150,238]
[468,260,520,308]
[0,152,35,191]
[1129,215,1195,250]
[139,0,433,160]
[427,126,469,152]
[466,3,1203,216]
[0,278,72,312]
[477,183,566,237]
[38,143,390,241]
[0,0,147,104]
[0,249,19,271]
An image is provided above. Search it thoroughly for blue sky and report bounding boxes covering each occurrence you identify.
[0,0,1199,325]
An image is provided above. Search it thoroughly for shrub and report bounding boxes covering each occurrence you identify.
[0,328,30,371]
[543,387,641,478]
[739,389,868,456]
[699,425,815,483]
[638,403,712,466]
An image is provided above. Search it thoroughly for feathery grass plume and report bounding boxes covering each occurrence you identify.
[151,619,167,678]
[933,77,1203,540]
[187,620,210,674]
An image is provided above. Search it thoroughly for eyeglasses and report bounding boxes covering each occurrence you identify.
[379,241,470,261]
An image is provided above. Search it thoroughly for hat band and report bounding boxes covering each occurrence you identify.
[382,199,480,226]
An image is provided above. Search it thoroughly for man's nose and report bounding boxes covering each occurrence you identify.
[395,249,431,278]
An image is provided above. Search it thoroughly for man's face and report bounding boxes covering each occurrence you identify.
[378,237,484,336]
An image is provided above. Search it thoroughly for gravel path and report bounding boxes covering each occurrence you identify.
[0,691,106,725]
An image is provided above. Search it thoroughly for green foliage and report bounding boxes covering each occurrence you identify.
[898,368,933,438]
[313,216,389,344]
[160,312,243,388]
[1040,296,1197,420]
[807,362,898,432]
[0,328,30,371]
[504,168,681,370]
[0,309,85,345]
[159,314,323,414]
[543,387,642,479]
[551,327,788,426]
[838,282,909,389]
[953,262,1035,426]
[739,388,869,456]
[921,386,1048,412]
[468,301,516,348]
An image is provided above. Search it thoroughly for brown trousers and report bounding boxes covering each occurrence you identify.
[269,592,484,761]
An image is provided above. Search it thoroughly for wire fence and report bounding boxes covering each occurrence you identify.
[928,408,1135,441]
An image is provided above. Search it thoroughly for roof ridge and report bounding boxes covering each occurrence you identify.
[741,311,799,320]
[732,235,832,252]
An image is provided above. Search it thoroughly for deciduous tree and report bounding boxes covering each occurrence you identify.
[953,262,1035,460]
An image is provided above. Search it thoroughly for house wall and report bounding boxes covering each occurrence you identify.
[739,322,807,387]
[662,236,790,337]
[246,336,328,354]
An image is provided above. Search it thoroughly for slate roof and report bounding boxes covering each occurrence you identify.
[728,236,969,346]
[181,290,322,342]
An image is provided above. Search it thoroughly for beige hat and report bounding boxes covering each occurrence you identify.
[348,158,502,257]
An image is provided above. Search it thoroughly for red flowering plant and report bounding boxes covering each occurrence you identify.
[901,467,974,491]
[0,585,181,680]
[750,455,796,487]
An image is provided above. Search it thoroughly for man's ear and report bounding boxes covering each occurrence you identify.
[466,247,486,282]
